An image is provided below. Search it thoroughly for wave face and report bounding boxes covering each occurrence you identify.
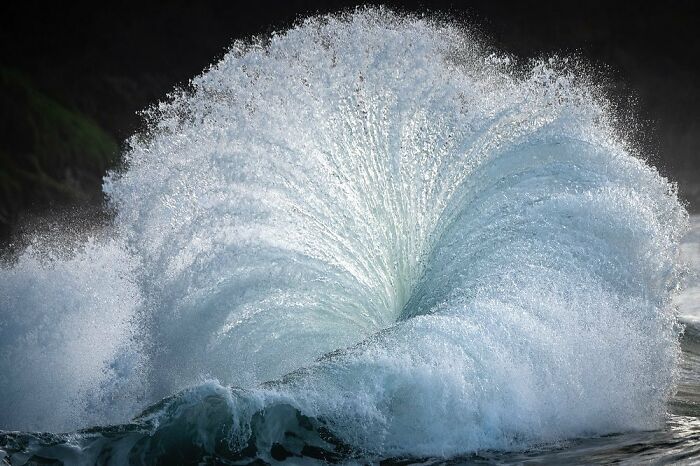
[0,8,689,462]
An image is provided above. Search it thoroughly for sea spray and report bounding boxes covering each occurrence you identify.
[0,236,144,431]
[0,7,688,462]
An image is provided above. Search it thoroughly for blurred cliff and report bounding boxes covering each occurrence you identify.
[1,1,698,238]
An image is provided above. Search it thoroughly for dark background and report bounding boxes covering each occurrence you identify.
[1,1,699,238]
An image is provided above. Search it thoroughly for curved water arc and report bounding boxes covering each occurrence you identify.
[0,9,688,461]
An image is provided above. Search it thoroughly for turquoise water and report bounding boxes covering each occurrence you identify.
[0,8,693,464]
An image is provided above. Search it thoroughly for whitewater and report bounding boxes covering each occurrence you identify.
[0,8,691,464]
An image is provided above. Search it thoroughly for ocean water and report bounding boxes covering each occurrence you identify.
[0,8,695,465]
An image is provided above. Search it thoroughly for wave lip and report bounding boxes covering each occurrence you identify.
[0,7,689,461]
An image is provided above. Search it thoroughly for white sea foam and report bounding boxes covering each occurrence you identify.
[0,236,143,431]
[676,215,700,324]
[0,8,688,458]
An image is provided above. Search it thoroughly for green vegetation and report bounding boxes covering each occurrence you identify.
[0,68,118,230]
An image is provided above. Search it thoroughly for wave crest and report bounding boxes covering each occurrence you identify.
[0,7,688,460]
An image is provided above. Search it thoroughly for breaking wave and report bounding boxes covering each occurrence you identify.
[0,7,688,463]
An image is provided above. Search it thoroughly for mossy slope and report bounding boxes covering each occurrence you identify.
[0,68,117,230]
